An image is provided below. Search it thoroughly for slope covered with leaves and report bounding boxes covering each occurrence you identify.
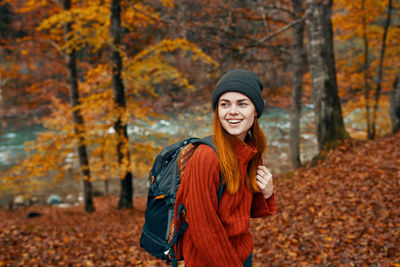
[0,132,399,266]
[252,131,400,265]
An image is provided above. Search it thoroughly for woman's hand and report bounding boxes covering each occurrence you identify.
[256,165,274,199]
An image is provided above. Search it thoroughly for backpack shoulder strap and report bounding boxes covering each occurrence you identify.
[216,176,224,204]
[169,136,225,266]
[190,135,225,204]
[189,135,216,153]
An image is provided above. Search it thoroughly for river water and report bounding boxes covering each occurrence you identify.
[0,106,318,175]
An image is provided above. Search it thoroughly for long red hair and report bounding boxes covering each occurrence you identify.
[212,108,267,194]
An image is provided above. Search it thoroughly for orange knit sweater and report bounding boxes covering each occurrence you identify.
[174,137,276,266]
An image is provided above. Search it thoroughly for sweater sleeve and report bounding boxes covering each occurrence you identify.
[184,145,243,266]
[251,192,277,218]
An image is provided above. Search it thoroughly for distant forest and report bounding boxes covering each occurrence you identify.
[1,0,399,211]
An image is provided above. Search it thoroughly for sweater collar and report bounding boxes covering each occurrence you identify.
[231,136,257,164]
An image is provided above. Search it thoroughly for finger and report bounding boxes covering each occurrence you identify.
[263,167,272,178]
[256,182,266,191]
[257,165,269,173]
[258,166,272,179]
[261,168,272,180]
[255,179,264,188]
[256,171,265,179]
[256,175,267,185]
[257,170,271,181]
[257,165,268,173]
[259,165,272,174]
[257,167,267,177]
[265,174,273,183]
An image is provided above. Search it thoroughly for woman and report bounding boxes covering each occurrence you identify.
[174,69,276,267]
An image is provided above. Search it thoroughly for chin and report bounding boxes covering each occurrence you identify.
[227,130,245,138]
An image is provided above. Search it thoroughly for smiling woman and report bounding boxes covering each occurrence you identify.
[217,92,257,141]
[173,69,276,267]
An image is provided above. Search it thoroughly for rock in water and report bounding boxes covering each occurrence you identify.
[46,194,61,205]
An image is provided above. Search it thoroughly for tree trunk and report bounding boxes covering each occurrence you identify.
[100,143,109,196]
[63,0,94,212]
[371,0,393,139]
[362,0,373,139]
[289,0,305,168]
[110,0,133,209]
[178,0,187,39]
[305,0,348,152]
[390,71,400,133]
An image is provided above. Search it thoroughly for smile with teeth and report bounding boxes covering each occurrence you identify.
[227,119,242,124]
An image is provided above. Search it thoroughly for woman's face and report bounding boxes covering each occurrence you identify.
[218,92,257,141]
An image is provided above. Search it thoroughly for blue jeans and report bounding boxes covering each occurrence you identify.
[243,253,253,267]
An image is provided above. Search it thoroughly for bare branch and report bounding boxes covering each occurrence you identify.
[45,39,65,58]
[257,15,306,44]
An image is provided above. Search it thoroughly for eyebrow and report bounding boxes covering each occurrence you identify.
[219,98,250,103]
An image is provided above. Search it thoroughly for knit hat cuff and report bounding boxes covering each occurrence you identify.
[212,78,264,117]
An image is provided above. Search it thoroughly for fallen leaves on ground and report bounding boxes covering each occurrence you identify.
[1,132,399,266]
[0,196,159,266]
[252,132,400,266]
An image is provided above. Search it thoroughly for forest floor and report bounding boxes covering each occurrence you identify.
[0,132,399,266]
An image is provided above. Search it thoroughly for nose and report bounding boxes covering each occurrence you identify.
[229,104,238,115]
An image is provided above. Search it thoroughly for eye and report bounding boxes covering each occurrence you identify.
[239,102,248,107]
[219,102,229,108]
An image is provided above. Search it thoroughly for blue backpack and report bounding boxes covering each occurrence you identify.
[140,136,224,266]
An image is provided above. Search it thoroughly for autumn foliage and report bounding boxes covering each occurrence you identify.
[1,0,400,264]
[1,131,399,266]
[252,131,400,265]
[1,0,218,199]
[334,0,400,139]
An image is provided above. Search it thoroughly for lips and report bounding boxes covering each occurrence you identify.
[227,119,242,124]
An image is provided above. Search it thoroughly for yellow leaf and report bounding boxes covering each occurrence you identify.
[347,234,357,239]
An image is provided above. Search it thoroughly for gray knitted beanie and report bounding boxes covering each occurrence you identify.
[211,69,264,118]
